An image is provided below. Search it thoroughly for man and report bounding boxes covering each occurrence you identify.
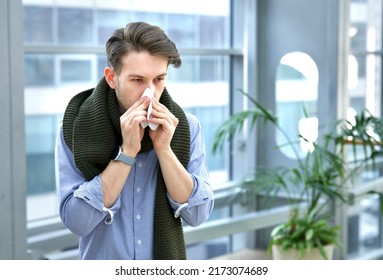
[55,22,214,260]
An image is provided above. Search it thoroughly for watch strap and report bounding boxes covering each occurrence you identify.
[114,146,136,166]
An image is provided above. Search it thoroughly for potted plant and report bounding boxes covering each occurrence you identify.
[212,90,383,260]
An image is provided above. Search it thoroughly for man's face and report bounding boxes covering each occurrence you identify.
[106,50,168,111]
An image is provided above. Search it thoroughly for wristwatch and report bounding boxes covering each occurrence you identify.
[113,146,136,166]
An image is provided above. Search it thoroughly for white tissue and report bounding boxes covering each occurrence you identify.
[140,88,159,130]
[141,87,154,99]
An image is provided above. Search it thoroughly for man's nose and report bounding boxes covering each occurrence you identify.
[145,84,156,97]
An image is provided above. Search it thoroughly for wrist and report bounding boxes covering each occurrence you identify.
[113,146,136,166]
[120,144,138,158]
[155,146,174,160]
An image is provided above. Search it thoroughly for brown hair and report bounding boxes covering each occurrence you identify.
[106,22,181,74]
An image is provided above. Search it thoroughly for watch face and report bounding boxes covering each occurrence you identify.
[112,146,119,160]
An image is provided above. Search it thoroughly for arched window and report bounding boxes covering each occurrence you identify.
[275,52,319,158]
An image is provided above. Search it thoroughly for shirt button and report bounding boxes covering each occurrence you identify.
[138,161,143,168]
[136,214,141,220]
[137,240,142,245]
[136,187,141,193]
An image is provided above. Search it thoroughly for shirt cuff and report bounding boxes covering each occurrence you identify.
[167,174,212,209]
[73,175,120,223]
[102,206,115,224]
[174,203,188,218]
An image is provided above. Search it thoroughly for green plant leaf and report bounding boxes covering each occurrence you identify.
[305,228,314,241]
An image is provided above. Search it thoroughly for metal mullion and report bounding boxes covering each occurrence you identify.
[24,45,243,56]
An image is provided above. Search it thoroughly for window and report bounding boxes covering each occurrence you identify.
[24,54,54,86]
[25,115,60,195]
[346,0,383,259]
[58,55,95,84]
[96,10,131,45]
[23,0,234,259]
[349,0,382,115]
[168,14,195,48]
[58,8,93,45]
[275,52,319,158]
[23,6,53,44]
[167,55,230,183]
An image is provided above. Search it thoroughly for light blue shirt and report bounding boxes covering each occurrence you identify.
[55,112,214,260]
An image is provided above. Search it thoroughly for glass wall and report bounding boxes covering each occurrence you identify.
[23,0,236,259]
[347,0,383,259]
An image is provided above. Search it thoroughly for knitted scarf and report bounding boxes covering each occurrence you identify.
[62,77,190,260]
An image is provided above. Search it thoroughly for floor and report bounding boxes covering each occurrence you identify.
[211,248,272,260]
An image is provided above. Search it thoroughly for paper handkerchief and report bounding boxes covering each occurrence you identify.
[140,88,159,130]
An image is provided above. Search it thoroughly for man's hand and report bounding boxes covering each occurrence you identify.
[148,98,179,152]
[119,96,151,157]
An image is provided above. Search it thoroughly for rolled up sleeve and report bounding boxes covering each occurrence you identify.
[55,125,121,236]
[167,113,214,226]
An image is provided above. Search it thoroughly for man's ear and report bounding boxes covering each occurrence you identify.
[104,67,116,89]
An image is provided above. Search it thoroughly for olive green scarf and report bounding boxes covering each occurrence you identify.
[62,77,190,260]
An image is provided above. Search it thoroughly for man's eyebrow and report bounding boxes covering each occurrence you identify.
[127,73,167,78]
[127,74,145,78]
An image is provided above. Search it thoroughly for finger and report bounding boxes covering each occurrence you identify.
[151,98,169,113]
[150,100,174,122]
[122,96,150,117]
[150,109,179,128]
[120,105,146,121]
